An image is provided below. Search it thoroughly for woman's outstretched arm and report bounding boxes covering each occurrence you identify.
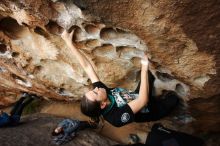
[61,30,100,83]
[128,55,149,114]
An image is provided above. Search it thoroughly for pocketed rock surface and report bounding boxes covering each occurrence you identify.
[0,0,219,105]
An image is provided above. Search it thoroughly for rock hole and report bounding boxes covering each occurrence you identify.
[116,46,124,52]
[0,44,7,54]
[155,71,174,82]
[58,88,65,94]
[116,46,128,58]
[0,17,17,31]
[45,21,63,35]
[26,57,32,62]
[0,17,24,39]
[84,24,99,34]
[34,26,48,37]
[71,26,83,41]
[11,52,19,57]
[115,28,127,33]
[100,28,117,40]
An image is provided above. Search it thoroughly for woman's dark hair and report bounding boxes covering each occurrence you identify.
[51,128,64,136]
[80,95,101,118]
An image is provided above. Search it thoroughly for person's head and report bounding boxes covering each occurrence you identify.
[80,87,108,118]
[51,127,64,136]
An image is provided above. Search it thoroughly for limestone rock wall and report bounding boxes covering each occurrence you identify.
[80,0,220,98]
[0,0,219,106]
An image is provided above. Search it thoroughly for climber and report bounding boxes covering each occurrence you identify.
[61,29,179,127]
[0,93,38,127]
[51,118,97,145]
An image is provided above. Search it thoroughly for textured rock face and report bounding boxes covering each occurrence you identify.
[80,0,220,98]
[0,1,219,103]
[0,0,185,105]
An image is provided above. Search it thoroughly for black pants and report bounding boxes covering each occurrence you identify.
[9,96,33,125]
[134,71,179,122]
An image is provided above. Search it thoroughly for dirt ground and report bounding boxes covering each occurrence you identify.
[1,98,219,146]
[0,113,117,146]
[40,101,150,144]
[40,100,220,146]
